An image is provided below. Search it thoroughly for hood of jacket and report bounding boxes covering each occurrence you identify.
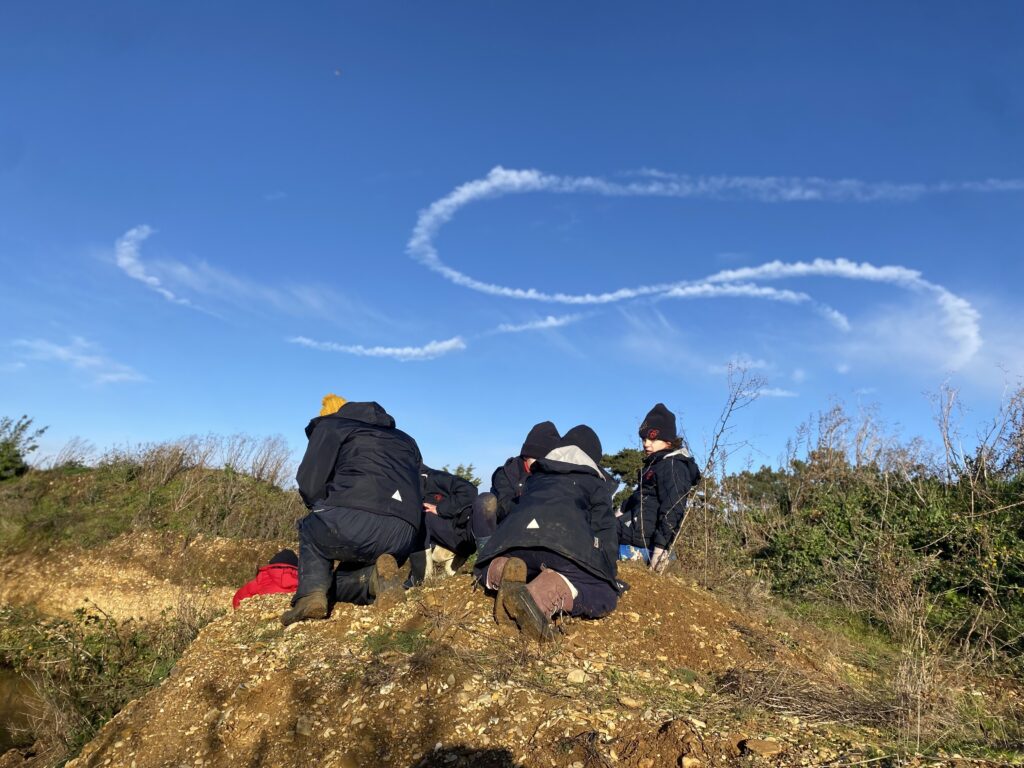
[540,445,605,478]
[305,400,395,437]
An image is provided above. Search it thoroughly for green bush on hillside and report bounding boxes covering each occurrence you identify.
[0,415,47,481]
[0,435,304,553]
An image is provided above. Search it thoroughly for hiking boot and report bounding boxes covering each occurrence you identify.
[493,557,527,628]
[280,591,328,626]
[503,582,556,642]
[526,569,575,618]
[369,554,407,608]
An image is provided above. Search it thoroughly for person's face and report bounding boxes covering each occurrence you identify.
[643,437,672,455]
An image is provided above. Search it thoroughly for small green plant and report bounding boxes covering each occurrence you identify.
[0,415,47,481]
[363,628,430,655]
[0,600,220,764]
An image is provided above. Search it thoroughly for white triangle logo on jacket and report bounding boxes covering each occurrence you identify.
[392,490,402,501]
[527,519,540,529]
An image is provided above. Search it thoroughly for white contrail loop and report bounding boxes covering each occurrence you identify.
[406,167,996,363]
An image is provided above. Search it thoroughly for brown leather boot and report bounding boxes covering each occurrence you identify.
[526,569,574,618]
[280,591,328,626]
[493,557,527,628]
[504,569,575,642]
[369,554,408,609]
[503,583,555,642]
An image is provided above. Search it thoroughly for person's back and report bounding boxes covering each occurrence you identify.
[296,400,422,529]
[472,421,561,551]
[283,395,424,626]
[474,425,620,640]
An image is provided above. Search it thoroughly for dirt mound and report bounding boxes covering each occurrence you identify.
[59,564,919,768]
[0,532,280,620]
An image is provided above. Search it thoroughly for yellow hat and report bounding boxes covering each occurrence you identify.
[319,393,347,416]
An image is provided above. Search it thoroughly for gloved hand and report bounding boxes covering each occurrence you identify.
[649,547,668,572]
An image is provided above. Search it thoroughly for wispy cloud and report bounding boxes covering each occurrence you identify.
[494,314,582,334]
[289,335,466,362]
[114,226,189,305]
[708,355,771,375]
[0,361,26,374]
[112,226,386,327]
[14,337,146,384]
[406,167,1008,366]
[758,387,799,398]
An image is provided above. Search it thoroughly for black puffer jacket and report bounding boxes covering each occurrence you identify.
[295,401,423,529]
[477,446,619,591]
[421,466,478,531]
[618,447,701,550]
[489,456,530,521]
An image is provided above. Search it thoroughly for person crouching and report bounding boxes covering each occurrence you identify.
[281,394,424,626]
[473,425,620,641]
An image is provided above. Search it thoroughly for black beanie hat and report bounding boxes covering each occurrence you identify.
[269,548,298,567]
[559,424,603,468]
[639,403,677,443]
[520,421,561,459]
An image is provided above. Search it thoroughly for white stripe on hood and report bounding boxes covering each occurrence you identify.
[544,445,605,478]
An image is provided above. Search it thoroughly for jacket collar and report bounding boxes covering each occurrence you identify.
[643,445,692,466]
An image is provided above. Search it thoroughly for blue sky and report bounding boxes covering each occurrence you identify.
[2,2,1023,478]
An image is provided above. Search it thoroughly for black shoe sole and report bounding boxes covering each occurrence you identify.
[504,583,555,642]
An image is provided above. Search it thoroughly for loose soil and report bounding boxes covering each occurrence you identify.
[1,541,1017,767]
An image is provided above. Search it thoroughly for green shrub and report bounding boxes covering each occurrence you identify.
[0,415,46,481]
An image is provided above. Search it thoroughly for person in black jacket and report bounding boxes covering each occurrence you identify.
[471,421,561,551]
[617,403,701,571]
[281,394,425,626]
[473,425,620,641]
[421,464,479,569]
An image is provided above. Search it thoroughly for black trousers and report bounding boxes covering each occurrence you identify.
[424,511,476,555]
[296,506,417,606]
[474,548,619,619]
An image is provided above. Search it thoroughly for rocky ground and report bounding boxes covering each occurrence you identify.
[0,533,274,622]
[33,561,1009,768]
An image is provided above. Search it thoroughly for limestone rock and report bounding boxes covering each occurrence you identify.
[741,738,784,757]
[567,669,587,685]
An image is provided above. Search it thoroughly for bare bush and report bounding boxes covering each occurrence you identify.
[244,435,293,487]
[667,363,765,588]
[44,436,96,469]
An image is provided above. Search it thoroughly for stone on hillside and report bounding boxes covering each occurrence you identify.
[567,669,587,684]
[681,757,702,768]
[618,695,641,709]
[294,716,313,737]
[741,738,784,757]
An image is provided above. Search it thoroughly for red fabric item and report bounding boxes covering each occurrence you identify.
[232,564,299,609]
